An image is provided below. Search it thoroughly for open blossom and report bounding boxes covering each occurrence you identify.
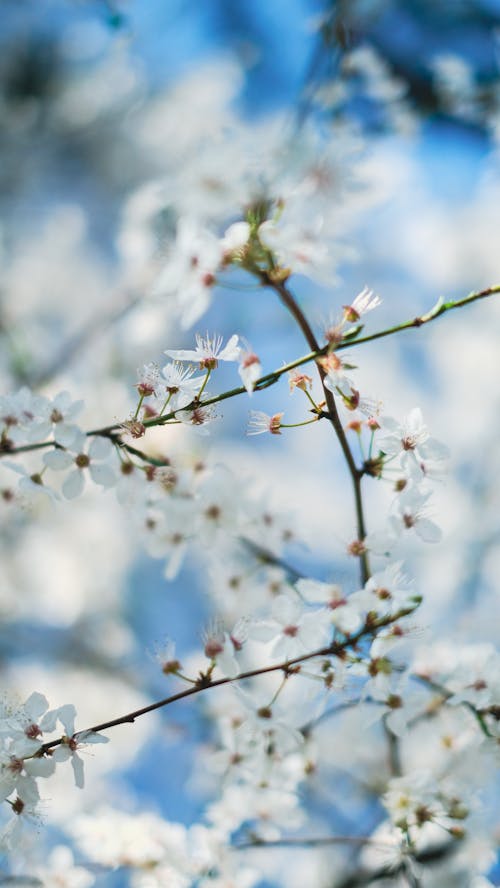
[136,363,160,397]
[296,578,364,635]
[378,407,450,474]
[0,692,68,758]
[367,486,442,554]
[3,461,59,503]
[258,211,332,282]
[353,562,421,619]
[43,436,117,498]
[165,333,240,370]
[33,391,85,449]
[161,361,204,410]
[249,592,331,660]
[202,619,241,677]
[0,388,48,446]
[152,217,222,329]
[391,486,442,542]
[53,729,109,789]
[175,404,217,435]
[246,410,283,436]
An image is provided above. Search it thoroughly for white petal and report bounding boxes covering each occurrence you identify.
[54,423,84,449]
[24,692,48,720]
[88,436,114,460]
[43,450,74,471]
[63,470,85,499]
[57,704,76,735]
[415,518,442,543]
[76,730,108,745]
[89,463,116,488]
[218,334,240,361]
[71,752,85,789]
[164,348,199,362]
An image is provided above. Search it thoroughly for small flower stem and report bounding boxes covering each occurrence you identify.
[197,368,211,399]
[304,388,321,411]
[133,393,145,421]
[280,418,319,429]
[159,391,173,417]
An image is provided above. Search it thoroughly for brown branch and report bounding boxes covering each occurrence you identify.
[39,607,416,755]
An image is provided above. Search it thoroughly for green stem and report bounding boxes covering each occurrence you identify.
[304,388,321,411]
[2,285,499,474]
[280,418,319,429]
[197,368,211,399]
[159,391,173,417]
[133,393,145,421]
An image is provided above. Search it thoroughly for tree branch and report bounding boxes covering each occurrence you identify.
[38,607,416,754]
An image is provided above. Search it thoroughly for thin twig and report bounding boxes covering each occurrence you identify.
[260,272,370,585]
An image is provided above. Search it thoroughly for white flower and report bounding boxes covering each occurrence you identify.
[390,487,442,543]
[53,729,108,789]
[367,487,442,554]
[175,404,217,435]
[3,461,59,503]
[196,467,243,544]
[202,620,240,677]
[379,408,449,474]
[165,333,240,370]
[296,578,364,635]
[42,391,85,448]
[0,691,62,757]
[142,496,195,579]
[353,562,421,619]
[152,217,222,329]
[160,361,205,410]
[43,436,117,498]
[249,593,331,660]
[246,410,283,436]
[0,388,49,445]
[136,363,161,396]
[258,213,332,282]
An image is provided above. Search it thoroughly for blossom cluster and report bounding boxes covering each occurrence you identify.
[0,692,107,851]
[0,34,498,886]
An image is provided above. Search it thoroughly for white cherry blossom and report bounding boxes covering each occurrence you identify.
[152,217,222,329]
[160,361,204,410]
[379,408,450,474]
[249,592,331,660]
[296,578,364,635]
[43,436,117,498]
[165,333,240,369]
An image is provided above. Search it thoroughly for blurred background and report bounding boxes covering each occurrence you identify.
[1,0,500,885]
